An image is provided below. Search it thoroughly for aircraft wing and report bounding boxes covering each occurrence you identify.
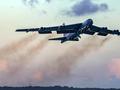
[16,23,82,34]
[87,25,120,36]
[16,28,39,32]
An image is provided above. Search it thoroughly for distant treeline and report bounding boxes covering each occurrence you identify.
[0,86,119,90]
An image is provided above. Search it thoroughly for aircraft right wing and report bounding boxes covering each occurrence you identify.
[88,25,120,36]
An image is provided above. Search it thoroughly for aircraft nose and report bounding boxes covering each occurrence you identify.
[82,19,93,27]
[89,19,93,23]
[88,19,93,26]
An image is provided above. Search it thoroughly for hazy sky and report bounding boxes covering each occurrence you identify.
[0,0,120,88]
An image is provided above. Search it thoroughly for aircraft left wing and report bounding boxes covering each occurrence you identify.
[16,23,82,34]
[16,28,39,32]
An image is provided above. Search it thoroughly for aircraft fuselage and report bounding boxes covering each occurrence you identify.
[63,19,94,41]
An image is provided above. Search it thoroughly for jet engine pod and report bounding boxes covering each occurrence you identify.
[114,30,120,35]
[102,27,107,30]
[25,29,29,33]
[38,27,52,34]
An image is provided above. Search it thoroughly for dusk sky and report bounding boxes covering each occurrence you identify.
[0,0,120,88]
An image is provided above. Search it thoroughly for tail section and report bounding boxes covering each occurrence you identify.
[49,37,79,43]
[63,33,69,37]
[49,37,67,43]
[49,37,66,41]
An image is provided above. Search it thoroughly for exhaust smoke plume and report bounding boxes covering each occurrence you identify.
[27,35,51,55]
[0,33,38,58]
[1,35,51,76]
[108,58,120,79]
[0,34,53,86]
[13,35,51,68]
[0,34,111,86]
[43,36,111,79]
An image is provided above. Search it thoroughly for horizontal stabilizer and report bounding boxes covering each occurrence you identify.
[49,37,79,43]
[97,32,108,36]
[49,37,66,41]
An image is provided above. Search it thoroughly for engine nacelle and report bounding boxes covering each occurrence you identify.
[102,27,107,30]
[38,27,52,34]
[114,30,120,35]
[97,27,108,36]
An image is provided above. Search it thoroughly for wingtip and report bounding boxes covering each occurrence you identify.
[48,38,57,41]
[15,29,29,33]
[16,29,19,32]
[117,30,120,36]
[15,29,19,32]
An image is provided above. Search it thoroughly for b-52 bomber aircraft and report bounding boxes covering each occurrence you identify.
[16,19,120,43]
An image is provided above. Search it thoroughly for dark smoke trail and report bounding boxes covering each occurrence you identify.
[46,36,111,78]
[27,35,51,55]
[8,35,51,76]
[0,33,38,57]
[0,33,51,85]
[0,33,39,83]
